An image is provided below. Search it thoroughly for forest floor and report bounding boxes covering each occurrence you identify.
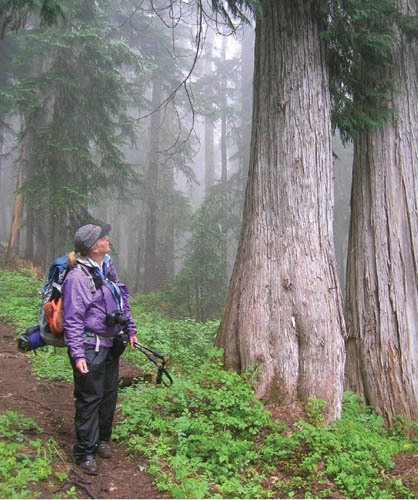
[0,321,169,499]
[1,320,417,499]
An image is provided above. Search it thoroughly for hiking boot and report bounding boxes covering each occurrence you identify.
[77,455,98,475]
[97,440,112,458]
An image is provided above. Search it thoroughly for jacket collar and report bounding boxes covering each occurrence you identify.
[76,254,111,272]
[76,255,94,268]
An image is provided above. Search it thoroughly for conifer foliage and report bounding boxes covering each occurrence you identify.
[2,0,146,262]
[0,0,64,38]
[324,0,401,141]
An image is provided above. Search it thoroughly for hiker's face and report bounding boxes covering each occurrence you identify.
[93,235,110,254]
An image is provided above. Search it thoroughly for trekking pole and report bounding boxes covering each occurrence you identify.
[132,341,173,387]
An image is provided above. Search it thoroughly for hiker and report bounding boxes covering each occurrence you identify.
[62,223,138,475]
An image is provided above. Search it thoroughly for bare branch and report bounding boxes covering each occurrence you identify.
[135,0,204,123]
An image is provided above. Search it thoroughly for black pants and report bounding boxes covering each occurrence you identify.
[70,344,119,461]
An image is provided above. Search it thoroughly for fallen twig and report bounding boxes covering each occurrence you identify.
[68,468,93,484]
[71,481,96,499]
[55,472,96,499]
[55,479,96,499]
[14,395,52,411]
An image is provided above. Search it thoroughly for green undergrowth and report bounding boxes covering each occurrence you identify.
[0,411,67,499]
[114,357,274,499]
[1,266,417,499]
[124,293,219,376]
[0,267,41,332]
[115,359,417,499]
[270,392,417,499]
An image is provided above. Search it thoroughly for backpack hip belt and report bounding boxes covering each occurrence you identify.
[84,329,115,352]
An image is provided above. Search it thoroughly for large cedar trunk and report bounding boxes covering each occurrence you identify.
[216,0,346,422]
[345,0,418,424]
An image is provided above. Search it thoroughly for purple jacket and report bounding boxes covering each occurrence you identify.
[62,255,137,361]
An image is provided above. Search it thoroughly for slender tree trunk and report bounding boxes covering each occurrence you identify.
[239,26,254,194]
[205,29,215,193]
[143,70,162,293]
[6,119,32,260]
[24,206,34,260]
[220,37,228,188]
[216,0,346,422]
[134,229,142,293]
[33,204,48,269]
[160,164,175,280]
[0,122,6,239]
[119,210,128,272]
[111,200,121,270]
[205,116,215,191]
[345,0,418,424]
[219,37,229,261]
[6,161,24,260]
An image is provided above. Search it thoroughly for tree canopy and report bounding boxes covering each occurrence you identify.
[0,0,65,38]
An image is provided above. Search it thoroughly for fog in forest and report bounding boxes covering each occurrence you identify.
[0,1,353,320]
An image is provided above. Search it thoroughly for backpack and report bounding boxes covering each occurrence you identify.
[17,256,96,352]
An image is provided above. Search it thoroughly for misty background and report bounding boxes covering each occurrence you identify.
[0,1,353,321]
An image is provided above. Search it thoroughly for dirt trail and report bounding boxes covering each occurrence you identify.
[0,322,168,499]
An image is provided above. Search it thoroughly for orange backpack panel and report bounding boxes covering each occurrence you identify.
[43,297,64,337]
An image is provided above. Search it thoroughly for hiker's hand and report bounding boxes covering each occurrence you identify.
[76,359,89,374]
[129,335,138,347]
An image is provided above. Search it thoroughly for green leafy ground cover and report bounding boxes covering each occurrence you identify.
[0,268,41,332]
[0,266,417,499]
[114,367,417,499]
[0,411,71,499]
